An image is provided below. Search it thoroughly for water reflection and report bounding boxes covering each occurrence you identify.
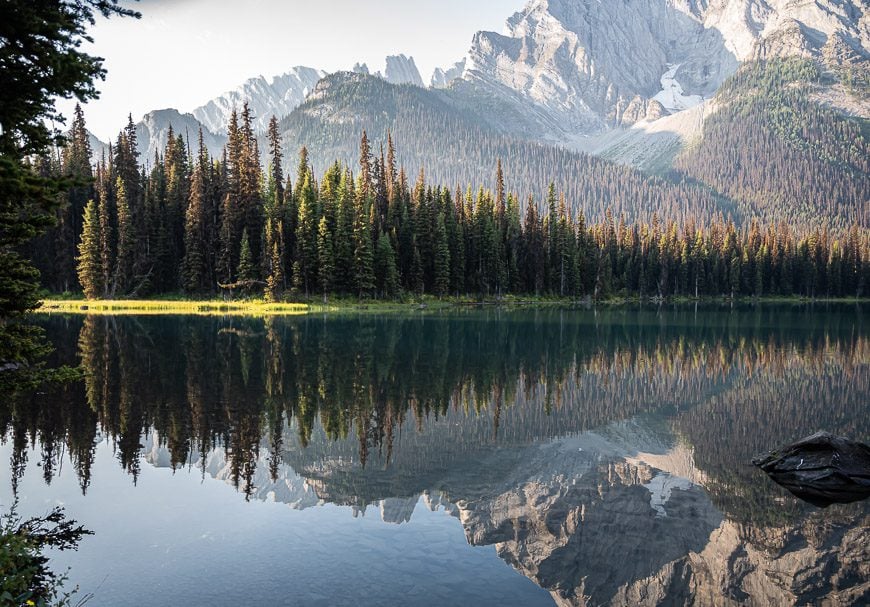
[3,306,869,606]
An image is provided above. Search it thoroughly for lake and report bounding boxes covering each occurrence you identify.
[2,305,869,606]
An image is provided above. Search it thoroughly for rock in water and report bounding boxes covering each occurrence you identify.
[753,432,870,508]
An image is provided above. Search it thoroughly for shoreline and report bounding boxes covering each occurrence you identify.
[35,296,869,316]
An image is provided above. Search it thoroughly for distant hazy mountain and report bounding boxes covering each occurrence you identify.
[134,109,226,164]
[191,66,326,134]
[430,59,466,89]
[383,54,425,87]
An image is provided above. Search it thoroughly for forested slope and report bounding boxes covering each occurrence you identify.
[281,73,730,224]
[675,59,869,232]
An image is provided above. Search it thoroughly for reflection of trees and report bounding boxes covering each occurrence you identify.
[0,307,866,507]
[674,336,870,524]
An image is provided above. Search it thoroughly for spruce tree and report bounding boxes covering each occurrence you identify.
[375,231,400,298]
[434,212,450,296]
[263,136,285,302]
[294,170,318,295]
[181,148,208,294]
[56,103,93,292]
[317,216,335,298]
[333,169,355,292]
[265,242,284,303]
[218,110,243,283]
[94,161,115,299]
[353,188,375,297]
[113,176,135,296]
[76,199,103,299]
[237,229,256,285]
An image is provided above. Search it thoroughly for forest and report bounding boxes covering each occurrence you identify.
[675,58,870,232]
[28,102,870,302]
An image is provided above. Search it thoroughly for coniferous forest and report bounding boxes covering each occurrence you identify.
[29,103,870,302]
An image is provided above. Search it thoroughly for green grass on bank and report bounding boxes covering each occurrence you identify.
[35,293,869,317]
[37,299,311,316]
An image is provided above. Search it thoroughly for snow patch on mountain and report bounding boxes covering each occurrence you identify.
[460,0,868,137]
[653,64,705,112]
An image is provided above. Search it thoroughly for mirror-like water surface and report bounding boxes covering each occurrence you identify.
[2,306,869,606]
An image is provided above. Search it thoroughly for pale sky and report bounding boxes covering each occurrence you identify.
[59,0,527,140]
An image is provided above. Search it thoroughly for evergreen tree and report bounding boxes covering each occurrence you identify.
[76,199,103,299]
[55,103,93,292]
[237,229,256,285]
[265,242,284,303]
[263,125,285,302]
[181,143,209,294]
[434,212,450,296]
[293,169,318,295]
[353,189,375,297]
[317,216,335,298]
[113,176,135,296]
[96,162,115,298]
[375,231,400,298]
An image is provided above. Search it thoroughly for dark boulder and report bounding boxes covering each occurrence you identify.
[753,432,870,508]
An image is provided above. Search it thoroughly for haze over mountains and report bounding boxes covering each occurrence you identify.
[88,0,868,227]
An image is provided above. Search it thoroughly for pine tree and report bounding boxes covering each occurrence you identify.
[113,176,135,296]
[265,242,284,303]
[545,182,558,293]
[434,212,450,296]
[56,103,93,292]
[263,125,285,302]
[353,190,375,297]
[334,169,355,293]
[237,229,256,286]
[375,231,400,298]
[239,103,263,272]
[76,199,103,299]
[218,110,243,283]
[317,216,335,298]
[294,169,318,295]
[181,144,208,294]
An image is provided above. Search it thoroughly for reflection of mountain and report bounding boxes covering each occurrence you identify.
[146,412,870,606]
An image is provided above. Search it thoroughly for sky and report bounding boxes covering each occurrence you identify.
[59,0,527,140]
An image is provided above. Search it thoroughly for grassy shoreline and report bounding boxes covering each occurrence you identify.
[35,295,869,316]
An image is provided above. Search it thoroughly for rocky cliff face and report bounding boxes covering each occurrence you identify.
[383,54,425,87]
[191,66,325,134]
[463,0,869,134]
[430,59,467,88]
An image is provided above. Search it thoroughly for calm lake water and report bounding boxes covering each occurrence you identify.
[2,305,869,606]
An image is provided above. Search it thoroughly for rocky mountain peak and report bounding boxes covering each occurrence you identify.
[462,0,868,134]
[431,58,467,88]
[383,54,425,87]
[191,66,325,134]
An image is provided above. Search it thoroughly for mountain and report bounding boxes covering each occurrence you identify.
[279,71,729,223]
[462,0,869,138]
[191,66,325,134]
[430,58,466,88]
[383,54,425,87]
[674,58,870,232]
[135,109,226,163]
[84,0,868,231]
